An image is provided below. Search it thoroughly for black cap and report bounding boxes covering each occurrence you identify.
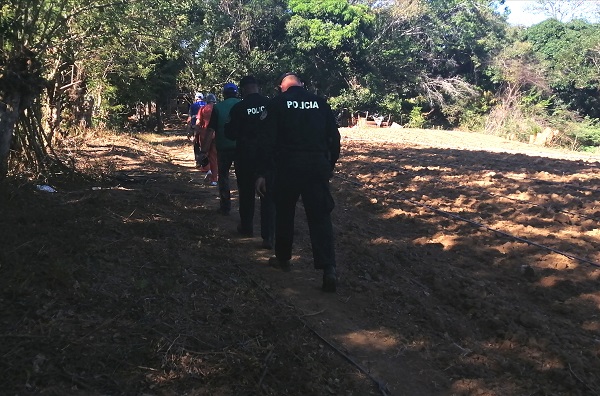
[239,75,258,87]
[277,72,300,85]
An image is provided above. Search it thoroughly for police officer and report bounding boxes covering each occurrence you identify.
[256,72,341,292]
[225,76,275,248]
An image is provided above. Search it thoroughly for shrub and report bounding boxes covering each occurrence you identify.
[570,121,600,149]
[407,106,426,129]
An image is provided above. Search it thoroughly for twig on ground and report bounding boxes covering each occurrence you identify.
[258,348,275,389]
[568,363,597,394]
[299,309,326,317]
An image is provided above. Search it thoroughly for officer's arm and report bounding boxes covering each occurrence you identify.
[256,101,277,177]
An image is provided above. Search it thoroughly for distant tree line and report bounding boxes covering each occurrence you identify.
[2,0,600,179]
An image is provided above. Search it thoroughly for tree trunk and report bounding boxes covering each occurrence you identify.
[46,81,62,143]
[0,93,22,179]
[156,100,164,133]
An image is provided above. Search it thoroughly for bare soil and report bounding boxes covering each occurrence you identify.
[2,124,600,396]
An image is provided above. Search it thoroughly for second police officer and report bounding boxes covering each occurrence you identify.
[225,76,275,249]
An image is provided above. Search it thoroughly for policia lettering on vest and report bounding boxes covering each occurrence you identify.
[286,101,319,109]
[247,106,265,115]
[256,72,341,293]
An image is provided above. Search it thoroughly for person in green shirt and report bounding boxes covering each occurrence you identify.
[206,83,241,215]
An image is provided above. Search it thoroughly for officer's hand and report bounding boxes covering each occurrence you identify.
[255,177,266,198]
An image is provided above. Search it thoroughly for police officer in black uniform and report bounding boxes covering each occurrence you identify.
[256,72,341,292]
[224,75,275,248]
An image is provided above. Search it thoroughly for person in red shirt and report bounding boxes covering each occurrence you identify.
[196,94,218,183]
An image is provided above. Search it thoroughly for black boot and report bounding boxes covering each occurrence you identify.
[269,256,291,272]
[237,224,253,237]
[261,238,273,249]
[322,268,337,293]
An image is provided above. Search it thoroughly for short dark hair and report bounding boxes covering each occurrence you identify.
[239,75,258,87]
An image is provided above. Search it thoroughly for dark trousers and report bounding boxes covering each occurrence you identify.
[193,141,202,164]
[235,162,275,242]
[274,168,335,270]
[217,149,235,213]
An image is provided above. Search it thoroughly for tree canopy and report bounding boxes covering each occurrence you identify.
[3,0,600,178]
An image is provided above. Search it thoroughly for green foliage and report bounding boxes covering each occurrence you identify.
[61,0,195,132]
[447,90,496,131]
[522,19,600,117]
[280,0,375,96]
[571,121,600,149]
[328,87,404,125]
[329,86,376,114]
[407,106,426,129]
[287,0,373,50]
[379,93,403,124]
[8,0,600,178]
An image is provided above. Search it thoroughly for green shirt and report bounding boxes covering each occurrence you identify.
[208,97,241,151]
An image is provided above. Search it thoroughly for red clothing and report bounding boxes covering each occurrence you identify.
[196,103,217,178]
[194,103,213,144]
[197,103,214,130]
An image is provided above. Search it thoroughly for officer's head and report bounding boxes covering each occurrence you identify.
[277,72,303,93]
[239,75,259,97]
[222,83,238,99]
[194,92,204,101]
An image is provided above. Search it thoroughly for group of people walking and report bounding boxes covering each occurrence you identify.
[186,73,340,292]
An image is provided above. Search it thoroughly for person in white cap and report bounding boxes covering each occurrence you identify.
[187,92,206,164]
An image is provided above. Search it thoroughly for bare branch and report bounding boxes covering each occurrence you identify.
[420,76,478,107]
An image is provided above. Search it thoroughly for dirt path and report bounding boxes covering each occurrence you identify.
[163,126,600,395]
[2,126,600,395]
[163,131,448,395]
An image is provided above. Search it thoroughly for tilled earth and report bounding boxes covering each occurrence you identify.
[1,126,600,395]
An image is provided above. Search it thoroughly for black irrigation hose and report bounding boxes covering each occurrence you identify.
[368,162,600,222]
[235,264,391,396]
[334,174,600,269]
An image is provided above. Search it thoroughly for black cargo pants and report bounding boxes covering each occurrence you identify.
[273,167,336,270]
[235,160,275,242]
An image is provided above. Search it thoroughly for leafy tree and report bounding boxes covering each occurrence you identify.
[356,0,507,125]
[83,0,194,130]
[0,0,198,179]
[282,0,375,95]
[523,19,600,117]
[0,0,112,178]
[177,0,291,97]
